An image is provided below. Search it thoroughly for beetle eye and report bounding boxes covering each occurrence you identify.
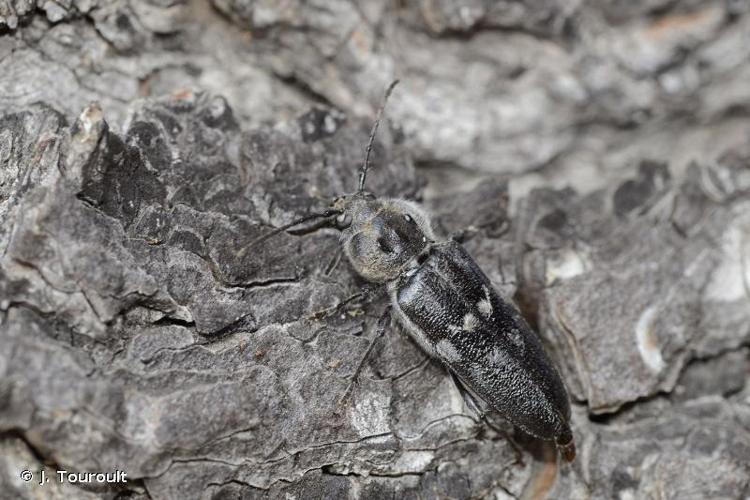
[336,213,352,229]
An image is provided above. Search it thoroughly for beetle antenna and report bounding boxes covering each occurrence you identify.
[236,209,342,258]
[357,79,399,194]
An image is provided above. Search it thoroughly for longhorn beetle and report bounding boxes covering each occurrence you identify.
[242,81,576,462]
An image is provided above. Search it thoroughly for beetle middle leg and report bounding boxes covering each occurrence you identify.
[338,305,392,407]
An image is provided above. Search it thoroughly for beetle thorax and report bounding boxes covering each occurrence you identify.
[336,194,435,283]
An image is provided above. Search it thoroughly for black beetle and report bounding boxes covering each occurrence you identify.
[243,81,575,462]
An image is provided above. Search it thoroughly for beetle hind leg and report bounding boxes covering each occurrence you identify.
[450,372,525,466]
[450,372,485,420]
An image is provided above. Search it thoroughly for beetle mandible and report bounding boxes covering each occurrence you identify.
[246,81,576,462]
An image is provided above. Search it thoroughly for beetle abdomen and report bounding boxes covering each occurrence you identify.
[392,241,574,456]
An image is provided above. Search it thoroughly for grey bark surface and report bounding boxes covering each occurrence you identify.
[1,1,750,499]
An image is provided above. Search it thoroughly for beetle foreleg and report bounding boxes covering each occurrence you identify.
[324,248,343,276]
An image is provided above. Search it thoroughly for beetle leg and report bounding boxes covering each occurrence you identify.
[450,371,486,420]
[338,306,392,406]
[358,283,385,305]
[483,414,526,467]
[450,372,526,466]
[323,247,343,276]
[306,284,384,322]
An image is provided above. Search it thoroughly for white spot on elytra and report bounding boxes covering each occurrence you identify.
[485,347,509,367]
[635,306,665,373]
[435,339,462,363]
[507,327,524,351]
[463,313,478,332]
[477,299,492,318]
[477,286,493,318]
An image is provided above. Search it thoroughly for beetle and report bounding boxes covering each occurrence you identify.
[244,81,575,462]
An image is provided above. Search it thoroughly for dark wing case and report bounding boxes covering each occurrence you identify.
[395,240,571,441]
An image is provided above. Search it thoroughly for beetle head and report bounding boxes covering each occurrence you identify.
[333,194,434,282]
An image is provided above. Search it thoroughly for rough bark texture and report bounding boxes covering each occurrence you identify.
[1,1,750,499]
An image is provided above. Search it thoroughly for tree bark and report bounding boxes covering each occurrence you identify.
[1,1,750,498]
